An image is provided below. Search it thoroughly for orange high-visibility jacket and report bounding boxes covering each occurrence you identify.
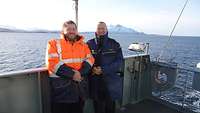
[46,35,94,78]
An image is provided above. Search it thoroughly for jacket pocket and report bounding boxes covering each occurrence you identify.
[50,78,79,102]
[102,49,117,55]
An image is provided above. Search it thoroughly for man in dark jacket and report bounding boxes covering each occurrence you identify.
[87,22,124,113]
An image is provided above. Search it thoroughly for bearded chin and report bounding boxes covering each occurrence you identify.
[64,34,77,41]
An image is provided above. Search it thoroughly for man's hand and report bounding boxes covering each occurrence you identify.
[92,66,103,75]
[73,70,82,82]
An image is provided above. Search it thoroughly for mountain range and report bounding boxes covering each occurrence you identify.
[0,24,144,34]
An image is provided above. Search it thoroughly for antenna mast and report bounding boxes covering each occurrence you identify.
[73,0,78,29]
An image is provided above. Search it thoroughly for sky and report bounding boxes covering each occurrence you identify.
[0,0,199,36]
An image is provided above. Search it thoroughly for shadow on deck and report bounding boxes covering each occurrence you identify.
[117,99,181,113]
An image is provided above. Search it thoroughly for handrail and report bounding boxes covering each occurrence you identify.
[0,55,147,77]
[123,54,147,59]
[0,67,47,77]
[0,54,199,78]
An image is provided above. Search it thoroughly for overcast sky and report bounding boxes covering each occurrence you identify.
[0,0,199,36]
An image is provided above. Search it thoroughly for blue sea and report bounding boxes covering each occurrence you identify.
[0,32,200,73]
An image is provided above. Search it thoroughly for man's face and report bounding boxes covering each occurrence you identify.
[96,23,107,36]
[63,24,78,40]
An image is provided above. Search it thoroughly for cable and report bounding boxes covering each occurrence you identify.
[157,0,190,62]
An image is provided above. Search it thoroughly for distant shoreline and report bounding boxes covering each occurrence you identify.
[0,31,59,33]
[0,31,199,38]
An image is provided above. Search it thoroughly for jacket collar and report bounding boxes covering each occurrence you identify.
[95,32,108,39]
[95,32,108,46]
[60,33,84,44]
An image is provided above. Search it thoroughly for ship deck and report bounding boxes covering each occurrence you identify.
[117,99,181,113]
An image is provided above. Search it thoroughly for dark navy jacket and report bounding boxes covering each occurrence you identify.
[87,33,124,100]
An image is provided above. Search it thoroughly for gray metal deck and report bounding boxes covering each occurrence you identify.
[117,99,181,113]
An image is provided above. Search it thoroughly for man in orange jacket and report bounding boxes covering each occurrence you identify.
[46,20,94,113]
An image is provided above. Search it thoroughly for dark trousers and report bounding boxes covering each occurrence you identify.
[51,100,85,113]
[94,99,115,113]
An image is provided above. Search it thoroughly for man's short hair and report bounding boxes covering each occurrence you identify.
[63,20,77,29]
[98,21,106,25]
[97,21,107,31]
